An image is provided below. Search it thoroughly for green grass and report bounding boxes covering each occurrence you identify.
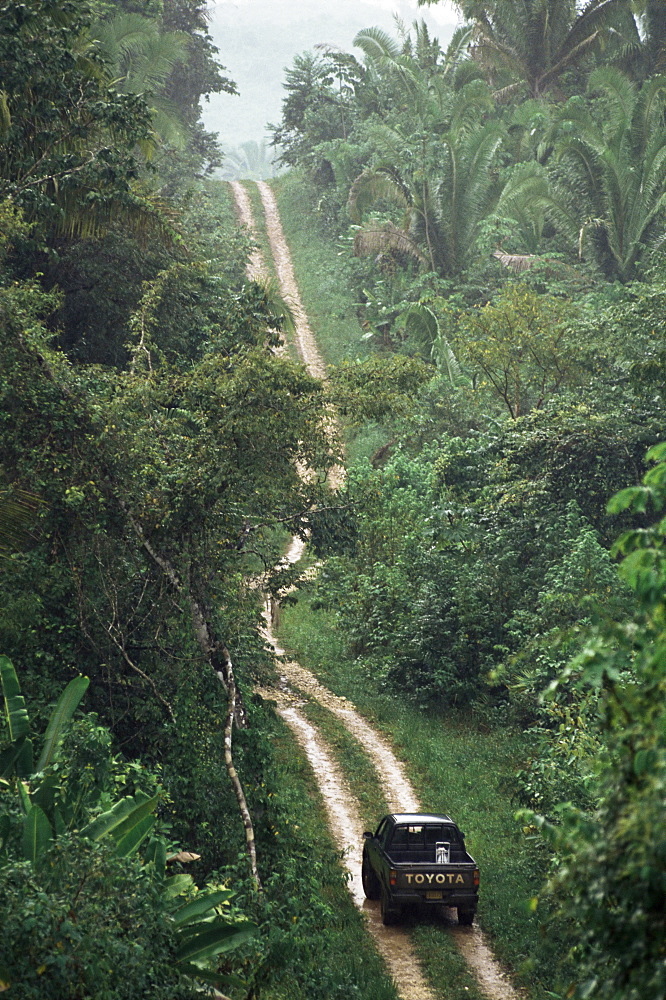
[271,171,371,369]
[260,708,400,1000]
[270,171,394,463]
[412,922,489,1000]
[277,588,564,999]
[299,698,389,831]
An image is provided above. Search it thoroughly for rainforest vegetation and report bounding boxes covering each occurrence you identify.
[1,1,666,999]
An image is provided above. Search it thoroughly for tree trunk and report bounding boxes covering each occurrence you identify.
[123,505,261,889]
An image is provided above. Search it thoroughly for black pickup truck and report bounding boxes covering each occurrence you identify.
[362,813,479,926]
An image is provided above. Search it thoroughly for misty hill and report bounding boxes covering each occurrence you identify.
[202,0,457,148]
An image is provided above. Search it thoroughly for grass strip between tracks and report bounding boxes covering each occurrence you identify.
[242,180,278,282]
[265,711,400,1000]
[278,586,560,1000]
[271,172,371,369]
[298,697,389,832]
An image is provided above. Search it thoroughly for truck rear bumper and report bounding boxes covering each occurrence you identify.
[391,891,477,909]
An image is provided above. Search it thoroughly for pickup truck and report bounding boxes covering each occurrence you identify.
[362,813,479,926]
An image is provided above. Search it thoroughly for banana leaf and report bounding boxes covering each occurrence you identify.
[81,792,158,842]
[177,964,246,992]
[172,889,234,927]
[0,656,30,742]
[0,737,33,780]
[36,675,89,772]
[175,919,257,963]
[164,873,195,899]
[22,805,53,864]
[144,835,167,873]
[114,813,155,857]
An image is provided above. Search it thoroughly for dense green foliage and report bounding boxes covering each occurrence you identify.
[268,7,666,994]
[0,3,372,998]
[3,0,666,997]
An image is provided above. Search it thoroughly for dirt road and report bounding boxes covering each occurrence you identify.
[231,180,521,1000]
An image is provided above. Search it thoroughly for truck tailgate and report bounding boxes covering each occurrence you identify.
[394,866,476,890]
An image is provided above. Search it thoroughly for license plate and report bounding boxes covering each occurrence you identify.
[426,891,442,900]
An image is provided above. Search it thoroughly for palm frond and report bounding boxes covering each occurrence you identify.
[353,27,402,62]
[443,24,475,72]
[449,78,495,132]
[401,303,468,387]
[562,0,628,54]
[347,170,411,222]
[587,66,636,145]
[0,489,40,557]
[353,221,428,265]
[631,74,666,156]
[256,276,296,337]
[493,251,536,272]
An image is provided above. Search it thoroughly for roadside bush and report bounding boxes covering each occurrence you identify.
[0,839,197,1000]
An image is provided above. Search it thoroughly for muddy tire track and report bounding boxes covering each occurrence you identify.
[229,180,266,282]
[255,181,327,381]
[255,181,345,491]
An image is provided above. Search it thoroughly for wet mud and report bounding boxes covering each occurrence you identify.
[255,181,344,491]
[256,181,327,380]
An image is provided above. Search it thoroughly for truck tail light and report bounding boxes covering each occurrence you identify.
[473,869,480,888]
[389,870,397,886]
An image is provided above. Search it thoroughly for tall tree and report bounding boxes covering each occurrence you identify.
[0,0,155,236]
[419,0,630,98]
[550,67,666,280]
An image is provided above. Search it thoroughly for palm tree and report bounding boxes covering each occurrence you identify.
[91,12,189,149]
[348,77,504,276]
[550,67,666,280]
[220,141,279,181]
[610,0,666,79]
[452,0,630,98]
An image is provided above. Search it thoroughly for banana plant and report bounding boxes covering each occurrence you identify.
[172,889,256,993]
[0,656,158,862]
[143,837,257,991]
[0,657,257,993]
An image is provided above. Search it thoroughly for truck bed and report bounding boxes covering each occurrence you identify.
[387,847,472,864]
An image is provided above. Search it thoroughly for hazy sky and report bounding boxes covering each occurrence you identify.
[203,0,461,149]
